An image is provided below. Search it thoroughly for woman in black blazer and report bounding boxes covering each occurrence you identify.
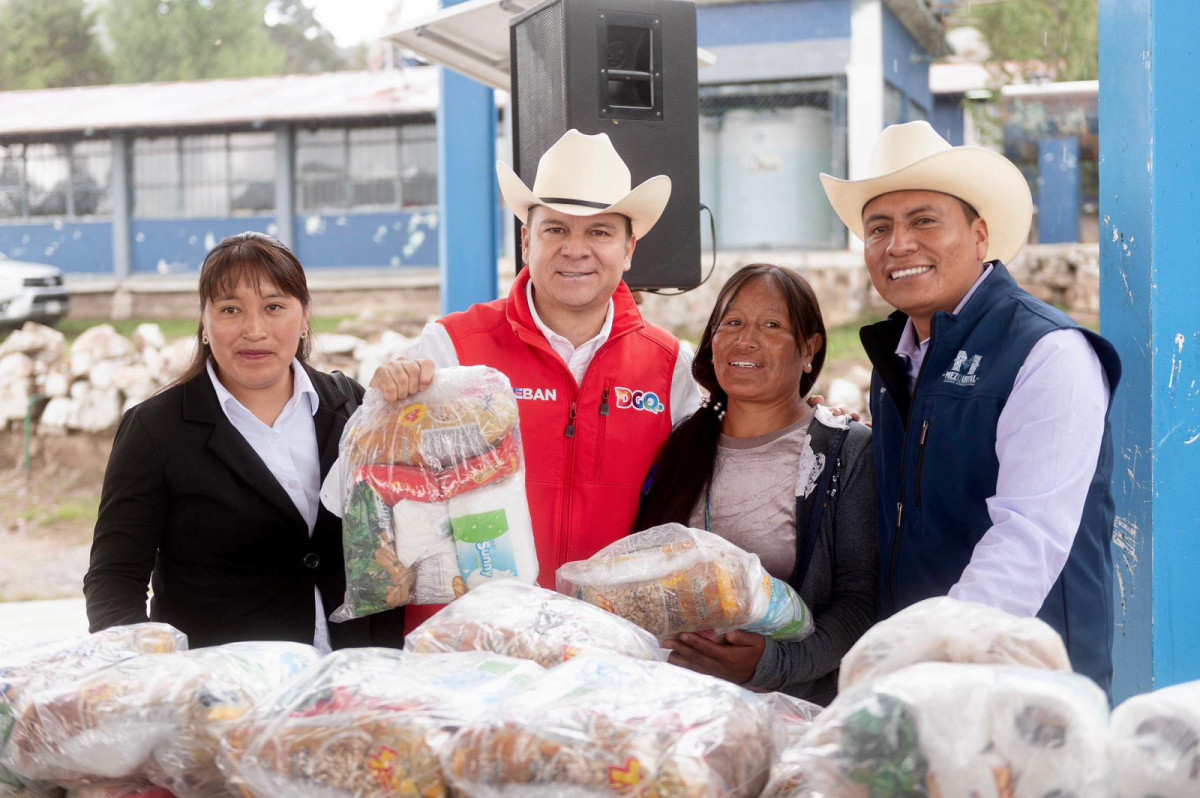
[84,233,404,650]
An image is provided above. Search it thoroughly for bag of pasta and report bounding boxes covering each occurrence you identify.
[218,648,543,798]
[325,365,539,620]
[557,523,814,642]
[404,580,665,668]
[0,624,186,793]
[444,652,782,797]
[5,641,317,794]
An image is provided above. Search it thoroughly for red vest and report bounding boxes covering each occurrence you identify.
[442,269,679,587]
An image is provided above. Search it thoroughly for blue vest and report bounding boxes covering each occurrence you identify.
[861,264,1122,694]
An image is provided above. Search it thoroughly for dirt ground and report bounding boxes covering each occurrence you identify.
[0,432,111,602]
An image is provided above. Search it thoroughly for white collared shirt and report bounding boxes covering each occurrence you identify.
[892,265,1111,617]
[206,358,332,654]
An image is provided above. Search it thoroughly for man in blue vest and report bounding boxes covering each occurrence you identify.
[820,121,1121,693]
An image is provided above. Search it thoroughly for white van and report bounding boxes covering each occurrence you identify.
[0,256,70,330]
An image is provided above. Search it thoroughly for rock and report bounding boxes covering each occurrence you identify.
[132,323,166,352]
[827,378,866,417]
[845,364,873,392]
[0,322,66,364]
[75,387,122,432]
[313,333,365,357]
[114,363,159,403]
[89,359,124,391]
[353,330,412,384]
[69,324,135,377]
[0,378,33,425]
[39,396,79,431]
[70,380,90,400]
[42,367,71,398]
[0,353,35,381]
[161,337,200,381]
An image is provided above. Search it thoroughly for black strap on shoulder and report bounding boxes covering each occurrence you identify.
[792,426,851,593]
[331,370,359,416]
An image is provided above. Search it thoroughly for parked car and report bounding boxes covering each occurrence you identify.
[0,256,70,330]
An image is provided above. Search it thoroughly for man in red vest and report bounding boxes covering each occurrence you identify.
[371,129,701,630]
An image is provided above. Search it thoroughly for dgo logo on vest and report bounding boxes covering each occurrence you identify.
[614,386,664,415]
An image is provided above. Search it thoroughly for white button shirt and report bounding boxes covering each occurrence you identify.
[206,359,332,654]
[895,266,1111,617]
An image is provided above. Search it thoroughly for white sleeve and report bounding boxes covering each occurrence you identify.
[670,339,701,428]
[404,321,461,368]
[948,329,1111,615]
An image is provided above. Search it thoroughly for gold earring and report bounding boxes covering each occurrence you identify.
[299,330,307,340]
[201,332,209,346]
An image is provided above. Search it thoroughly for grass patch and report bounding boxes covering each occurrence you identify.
[21,498,99,527]
[826,319,870,365]
[52,316,353,343]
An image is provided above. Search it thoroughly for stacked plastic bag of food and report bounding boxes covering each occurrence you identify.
[218,648,543,797]
[557,523,813,642]
[1110,679,1200,798]
[325,365,539,619]
[66,780,175,797]
[0,624,186,794]
[403,580,665,668]
[5,641,317,796]
[838,596,1072,692]
[444,652,782,797]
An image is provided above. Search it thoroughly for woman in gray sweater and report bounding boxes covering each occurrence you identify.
[636,263,877,706]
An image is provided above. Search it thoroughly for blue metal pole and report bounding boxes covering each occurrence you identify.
[1100,0,1200,701]
[437,0,499,314]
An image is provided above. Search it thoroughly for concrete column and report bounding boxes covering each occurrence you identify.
[437,0,499,314]
[1100,0,1200,701]
[846,0,884,250]
[110,131,132,280]
[274,124,295,249]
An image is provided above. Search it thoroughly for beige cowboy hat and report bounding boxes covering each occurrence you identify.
[496,129,672,239]
[819,121,1033,264]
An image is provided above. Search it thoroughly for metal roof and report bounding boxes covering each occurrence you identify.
[0,69,440,138]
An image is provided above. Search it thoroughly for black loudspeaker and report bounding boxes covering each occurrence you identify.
[510,0,700,290]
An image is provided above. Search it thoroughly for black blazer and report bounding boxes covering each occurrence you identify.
[83,364,405,650]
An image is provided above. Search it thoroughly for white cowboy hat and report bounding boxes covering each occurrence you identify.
[819,121,1033,264]
[496,129,672,239]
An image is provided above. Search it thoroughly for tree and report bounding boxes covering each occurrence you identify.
[265,1,352,74]
[104,0,288,83]
[0,0,112,90]
[960,0,1098,83]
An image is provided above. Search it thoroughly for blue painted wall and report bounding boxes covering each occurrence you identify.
[1100,0,1200,700]
[697,0,850,47]
[931,95,964,146]
[0,221,114,274]
[131,217,277,275]
[1037,138,1080,245]
[882,4,932,114]
[294,210,439,270]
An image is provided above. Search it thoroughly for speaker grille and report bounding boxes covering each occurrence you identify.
[514,1,567,182]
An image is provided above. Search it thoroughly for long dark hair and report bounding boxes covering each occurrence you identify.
[169,232,313,389]
[636,263,827,529]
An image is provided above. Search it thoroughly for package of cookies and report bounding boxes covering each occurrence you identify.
[326,366,539,620]
[444,653,782,797]
[837,597,1072,693]
[557,523,814,642]
[218,648,543,798]
[404,580,665,668]
[0,624,186,792]
[5,641,317,793]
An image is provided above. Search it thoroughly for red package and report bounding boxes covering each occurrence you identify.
[359,431,521,504]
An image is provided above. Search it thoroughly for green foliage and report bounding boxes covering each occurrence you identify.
[964,0,1099,83]
[0,0,112,90]
[104,0,288,83]
[265,0,352,74]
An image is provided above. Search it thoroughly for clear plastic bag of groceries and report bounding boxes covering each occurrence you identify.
[403,580,665,668]
[443,652,783,797]
[0,624,186,792]
[218,648,544,798]
[764,661,1111,798]
[557,523,814,642]
[5,641,317,795]
[328,365,539,620]
[837,597,1072,693]
[1110,679,1200,798]
[66,780,176,797]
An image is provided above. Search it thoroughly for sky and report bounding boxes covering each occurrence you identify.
[307,0,438,48]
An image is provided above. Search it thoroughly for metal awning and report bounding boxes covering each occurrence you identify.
[383,0,716,92]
